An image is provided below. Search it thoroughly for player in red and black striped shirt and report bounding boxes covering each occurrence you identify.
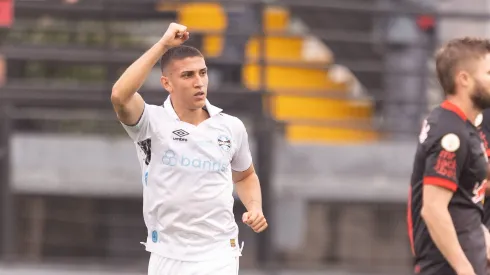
[408,38,490,275]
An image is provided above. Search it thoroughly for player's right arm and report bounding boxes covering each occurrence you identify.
[111,23,189,126]
[422,186,474,275]
[420,129,475,275]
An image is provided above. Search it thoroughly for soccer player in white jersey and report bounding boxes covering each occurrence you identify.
[110,23,268,275]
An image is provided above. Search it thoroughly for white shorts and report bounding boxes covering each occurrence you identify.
[148,253,239,275]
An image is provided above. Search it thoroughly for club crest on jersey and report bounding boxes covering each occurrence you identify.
[172,129,189,142]
[217,135,232,152]
[441,133,460,152]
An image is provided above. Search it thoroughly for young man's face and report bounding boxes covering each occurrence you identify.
[161,56,208,110]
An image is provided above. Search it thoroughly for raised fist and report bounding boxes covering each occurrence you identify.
[160,22,190,48]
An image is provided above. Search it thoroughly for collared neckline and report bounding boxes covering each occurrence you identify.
[163,95,222,121]
[441,100,467,121]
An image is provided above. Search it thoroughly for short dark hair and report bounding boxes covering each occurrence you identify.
[160,45,203,73]
[436,37,490,95]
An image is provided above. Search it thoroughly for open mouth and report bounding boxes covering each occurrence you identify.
[194,91,205,96]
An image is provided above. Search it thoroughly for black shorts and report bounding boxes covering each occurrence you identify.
[416,259,486,275]
[416,262,455,275]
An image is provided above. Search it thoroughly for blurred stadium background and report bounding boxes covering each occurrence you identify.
[0,0,488,274]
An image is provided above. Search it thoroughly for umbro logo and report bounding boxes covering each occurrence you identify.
[173,129,189,137]
[172,129,189,142]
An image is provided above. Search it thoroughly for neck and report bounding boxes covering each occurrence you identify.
[445,94,480,123]
[171,100,209,125]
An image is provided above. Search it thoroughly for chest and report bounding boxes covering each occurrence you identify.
[151,120,236,172]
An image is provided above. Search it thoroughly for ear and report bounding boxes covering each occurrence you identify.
[161,75,172,93]
[456,70,473,90]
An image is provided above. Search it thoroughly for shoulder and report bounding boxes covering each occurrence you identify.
[215,113,249,142]
[218,113,247,129]
[429,107,467,134]
[145,103,170,120]
[145,103,164,112]
[421,107,468,149]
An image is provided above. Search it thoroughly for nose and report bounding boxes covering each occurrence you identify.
[194,76,204,88]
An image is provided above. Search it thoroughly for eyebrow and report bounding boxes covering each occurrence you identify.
[180,67,207,75]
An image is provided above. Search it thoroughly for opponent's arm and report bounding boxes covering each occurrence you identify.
[421,185,474,275]
[233,165,268,233]
[111,23,189,126]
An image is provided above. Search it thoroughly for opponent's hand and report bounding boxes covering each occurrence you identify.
[160,22,189,48]
[242,211,268,233]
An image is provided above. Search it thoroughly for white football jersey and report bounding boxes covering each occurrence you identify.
[121,96,252,261]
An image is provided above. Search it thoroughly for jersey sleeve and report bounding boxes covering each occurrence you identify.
[120,103,151,142]
[231,118,253,172]
[423,129,468,192]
